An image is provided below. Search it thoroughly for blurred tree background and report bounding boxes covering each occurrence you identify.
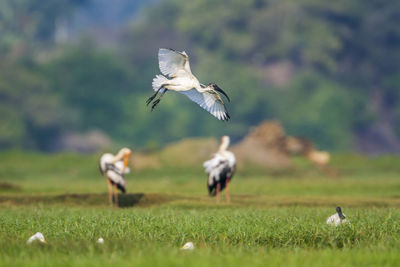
[0,0,399,153]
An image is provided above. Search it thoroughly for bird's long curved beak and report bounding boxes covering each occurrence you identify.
[214,86,230,102]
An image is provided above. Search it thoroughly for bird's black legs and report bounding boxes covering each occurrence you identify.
[151,89,168,111]
[146,87,162,106]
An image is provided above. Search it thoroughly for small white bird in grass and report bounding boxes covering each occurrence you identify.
[326,206,350,226]
[181,242,194,250]
[27,232,47,244]
[99,148,132,206]
[146,48,231,121]
[204,136,236,203]
[97,237,104,244]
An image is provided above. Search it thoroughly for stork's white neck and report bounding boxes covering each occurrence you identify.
[196,83,207,92]
[112,151,123,162]
[112,148,130,163]
[218,137,230,153]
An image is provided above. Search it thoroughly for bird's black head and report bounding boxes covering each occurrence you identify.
[336,206,346,219]
[208,83,218,90]
[209,83,230,102]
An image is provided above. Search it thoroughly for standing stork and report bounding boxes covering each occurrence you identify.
[203,136,236,203]
[146,48,231,121]
[99,147,131,206]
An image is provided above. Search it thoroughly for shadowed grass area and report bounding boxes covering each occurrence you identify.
[2,193,400,209]
[0,193,180,207]
[0,182,21,192]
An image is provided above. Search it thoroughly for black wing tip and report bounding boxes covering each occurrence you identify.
[218,112,230,121]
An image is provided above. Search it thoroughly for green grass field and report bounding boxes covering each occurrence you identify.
[1,151,400,266]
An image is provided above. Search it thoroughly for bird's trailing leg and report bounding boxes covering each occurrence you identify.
[146,85,168,106]
[225,179,230,204]
[146,87,163,106]
[114,189,119,207]
[216,183,221,204]
[151,89,168,111]
[107,178,113,206]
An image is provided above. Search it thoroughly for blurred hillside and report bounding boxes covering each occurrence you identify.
[0,0,399,154]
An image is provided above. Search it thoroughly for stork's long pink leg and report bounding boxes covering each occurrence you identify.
[114,189,119,207]
[216,183,221,204]
[107,178,113,206]
[225,179,230,204]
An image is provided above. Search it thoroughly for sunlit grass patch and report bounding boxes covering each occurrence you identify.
[0,207,400,266]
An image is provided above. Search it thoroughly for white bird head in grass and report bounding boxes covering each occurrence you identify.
[181,242,194,250]
[97,237,104,244]
[326,206,350,226]
[27,232,47,244]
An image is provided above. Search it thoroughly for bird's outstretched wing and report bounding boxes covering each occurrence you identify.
[179,89,230,121]
[158,48,192,77]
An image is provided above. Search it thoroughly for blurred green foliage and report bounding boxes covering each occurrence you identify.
[0,61,70,150]
[0,0,399,151]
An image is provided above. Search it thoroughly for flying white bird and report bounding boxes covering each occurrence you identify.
[204,136,236,203]
[181,241,194,250]
[99,147,132,206]
[326,206,349,226]
[97,237,104,244]
[146,48,231,121]
[27,232,47,244]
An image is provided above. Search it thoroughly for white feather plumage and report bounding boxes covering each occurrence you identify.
[181,242,194,250]
[27,232,46,244]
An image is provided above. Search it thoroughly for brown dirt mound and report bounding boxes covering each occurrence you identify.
[232,120,331,169]
[232,121,292,168]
